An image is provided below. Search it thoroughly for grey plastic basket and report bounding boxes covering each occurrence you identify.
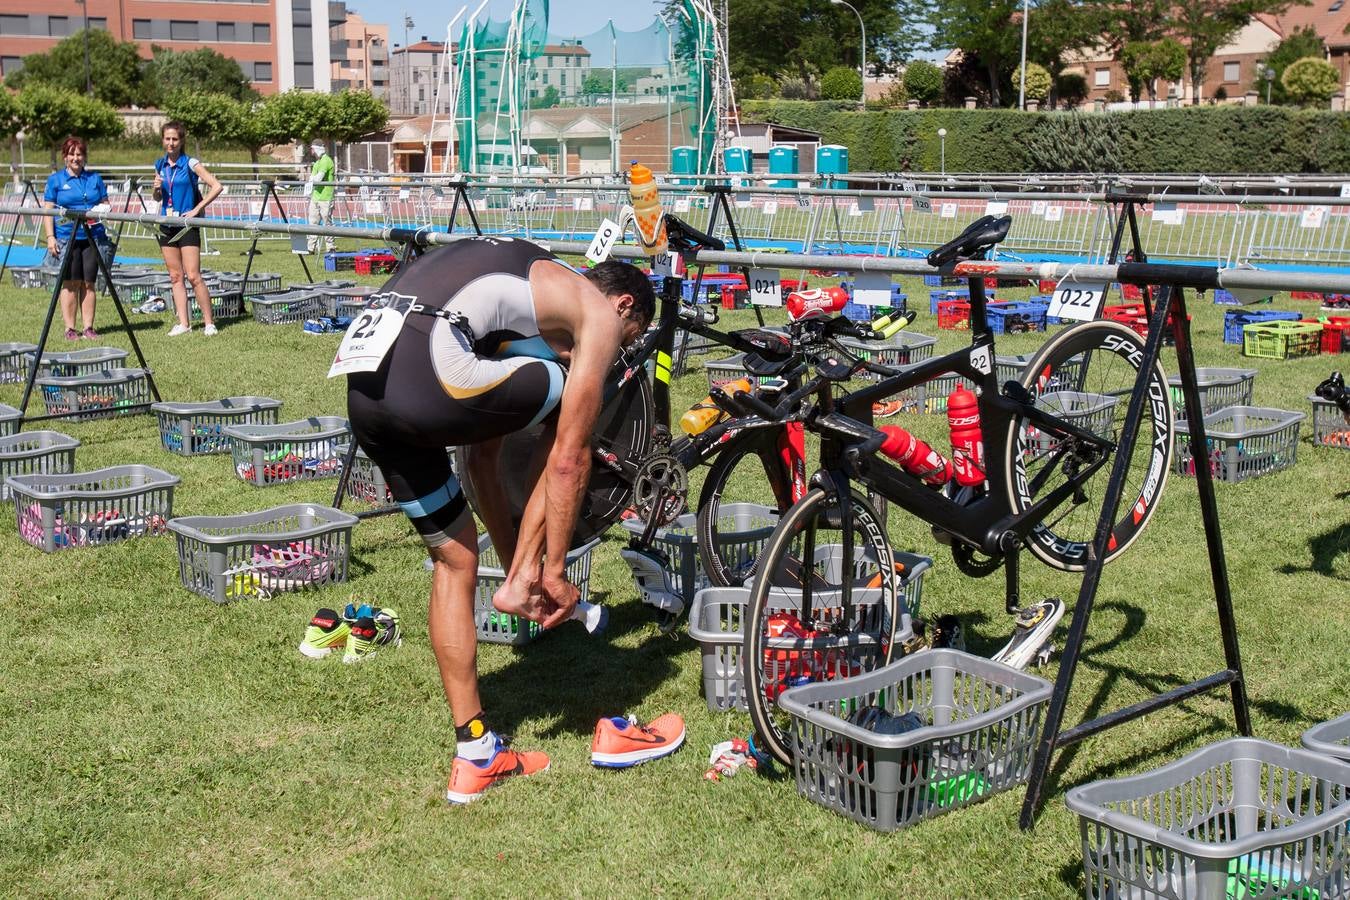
[110,273,171,304]
[1065,738,1350,900]
[248,289,329,325]
[1303,712,1350,764]
[0,403,19,437]
[9,265,46,289]
[1168,368,1257,422]
[342,444,393,506]
[1027,392,1118,456]
[0,430,79,502]
[225,416,351,486]
[474,534,601,646]
[9,464,179,552]
[1310,396,1350,450]
[839,332,938,382]
[0,342,37,384]
[779,648,1050,832]
[687,549,930,713]
[187,287,244,321]
[1174,406,1305,482]
[34,347,130,379]
[333,286,380,315]
[152,397,283,456]
[921,370,979,415]
[620,502,778,605]
[167,503,358,604]
[37,368,151,420]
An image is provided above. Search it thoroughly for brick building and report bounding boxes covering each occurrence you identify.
[330,6,388,97]
[0,0,339,93]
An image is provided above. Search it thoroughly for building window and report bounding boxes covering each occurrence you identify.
[170,20,197,41]
[0,56,22,77]
[89,18,106,30]
[216,22,235,41]
[253,61,272,82]
[0,15,29,35]
[48,16,70,37]
[541,73,548,84]
[560,72,566,86]
[1094,69,1110,87]
[132,18,151,39]
[1223,61,1240,82]
[253,23,270,42]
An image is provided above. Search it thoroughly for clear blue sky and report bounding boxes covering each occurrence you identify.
[357,0,667,48]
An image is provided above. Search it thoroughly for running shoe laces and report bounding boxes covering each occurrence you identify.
[590,713,686,768]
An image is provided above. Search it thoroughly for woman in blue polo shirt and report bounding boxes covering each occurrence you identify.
[152,121,224,336]
[43,135,110,341]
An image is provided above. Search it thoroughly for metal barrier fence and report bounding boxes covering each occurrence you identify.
[6,175,1350,273]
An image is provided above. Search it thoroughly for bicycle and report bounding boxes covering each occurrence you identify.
[731,214,1175,765]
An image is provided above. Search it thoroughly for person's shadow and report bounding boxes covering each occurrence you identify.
[1278,516,1349,581]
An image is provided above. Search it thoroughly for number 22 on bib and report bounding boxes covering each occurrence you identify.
[328,308,407,377]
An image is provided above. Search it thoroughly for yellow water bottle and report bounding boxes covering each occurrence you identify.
[628,161,668,256]
[680,377,753,435]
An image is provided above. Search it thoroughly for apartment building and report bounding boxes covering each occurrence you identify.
[330,6,388,97]
[526,41,590,103]
[0,0,336,94]
[387,39,455,116]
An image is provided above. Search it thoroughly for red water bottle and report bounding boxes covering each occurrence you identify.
[947,385,986,487]
[879,426,952,487]
[786,286,849,321]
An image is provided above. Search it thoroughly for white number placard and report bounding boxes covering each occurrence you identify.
[1152,202,1184,226]
[673,197,691,213]
[398,188,410,200]
[762,200,779,216]
[749,268,783,306]
[912,195,932,213]
[363,200,382,214]
[328,308,407,378]
[986,200,1008,216]
[574,196,594,212]
[854,271,892,307]
[848,202,862,217]
[1048,280,1109,324]
[586,218,622,264]
[650,251,676,277]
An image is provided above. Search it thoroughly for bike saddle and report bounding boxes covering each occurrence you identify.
[664,214,726,253]
[735,328,792,359]
[926,214,1013,267]
[743,351,794,379]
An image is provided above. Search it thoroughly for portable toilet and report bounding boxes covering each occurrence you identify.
[768,145,799,189]
[671,145,697,186]
[817,144,849,189]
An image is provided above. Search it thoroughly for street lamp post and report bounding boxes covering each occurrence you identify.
[830,0,866,108]
[1017,0,1029,109]
[77,0,92,96]
[1262,65,1275,104]
[13,130,25,188]
[938,127,946,174]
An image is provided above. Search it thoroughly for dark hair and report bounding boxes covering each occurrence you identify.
[59,136,87,158]
[583,260,656,328]
[161,121,186,139]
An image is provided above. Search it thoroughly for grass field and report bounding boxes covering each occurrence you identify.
[1,236,1347,897]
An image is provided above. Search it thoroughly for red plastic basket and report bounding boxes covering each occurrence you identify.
[937,299,971,330]
[1309,317,1350,354]
[353,253,398,276]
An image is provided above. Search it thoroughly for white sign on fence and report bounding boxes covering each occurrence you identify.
[749,268,783,306]
[762,200,779,216]
[854,271,893,307]
[674,197,691,213]
[574,196,594,212]
[1301,206,1328,229]
[940,203,958,219]
[1031,200,1047,216]
[986,200,1008,216]
[1152,202,1185,226]
[1045,205,1063,222]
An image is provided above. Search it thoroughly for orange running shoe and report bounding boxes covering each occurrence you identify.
[872,400,907,418]
[590,713,686,768]
[445,737,550,805]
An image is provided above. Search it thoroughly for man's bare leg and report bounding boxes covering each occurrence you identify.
[427,517,483,722]
[490,423,559,619]
[465,438,516,565]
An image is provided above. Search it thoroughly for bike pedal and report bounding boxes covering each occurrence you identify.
[1032,642,1056,668]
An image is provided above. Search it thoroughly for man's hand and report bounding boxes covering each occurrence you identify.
[539,571,581,630]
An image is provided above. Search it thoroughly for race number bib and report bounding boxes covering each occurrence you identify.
[1048,280,1109,324]
[328,307,407,377]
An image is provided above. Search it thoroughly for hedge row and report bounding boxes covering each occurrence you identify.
[739,102,1350,173]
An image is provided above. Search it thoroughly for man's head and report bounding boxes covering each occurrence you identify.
[311,141,327,158]
[583,259,656,346]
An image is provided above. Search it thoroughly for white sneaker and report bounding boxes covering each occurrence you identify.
[202,324,218,336]
[167,323,191,336]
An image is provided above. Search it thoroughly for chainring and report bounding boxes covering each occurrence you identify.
[630,453,688,527]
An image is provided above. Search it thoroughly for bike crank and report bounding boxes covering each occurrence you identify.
[630,454,688,527]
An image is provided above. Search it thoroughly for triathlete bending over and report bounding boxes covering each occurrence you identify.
[346,236,653,803]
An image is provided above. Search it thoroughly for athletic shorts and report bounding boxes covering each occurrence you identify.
[347,316,564,548]
[59,240,104,284]
[157,225,202,248]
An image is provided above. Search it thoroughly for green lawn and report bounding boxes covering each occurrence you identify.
[1,238,1347,897]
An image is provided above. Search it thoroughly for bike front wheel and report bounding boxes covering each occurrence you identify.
[695,427,796,587]
[744,486,904,767]
[1004,320,1173,571]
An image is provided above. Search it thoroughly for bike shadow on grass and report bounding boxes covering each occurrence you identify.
[1276,519,1350,581]
[475,589,688,739]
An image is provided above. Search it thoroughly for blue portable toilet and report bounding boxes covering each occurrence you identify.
[671,145,697,186]
[817,144,849,189]
[768,145,799,189]
[723,146,752,176]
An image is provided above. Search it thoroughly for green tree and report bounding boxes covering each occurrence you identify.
[728,0,920,84]
[15,84,123,164]
[820,66,863,101]
[902,59,943,106]
[1025,0,1100,84]
[1258,26,1325,105]
[259,90,329,144]
[582,70,629,99]
[0,90,19,142]
[1055,72,1088,107]
[1013,61,1052,102]
[320,90,388,143]
[529,85,561,108]
[144,47,257,104]
[1281,56,1340,106]
[1171,0,1292,103]
[1121,37,1186,104]
[1091,0,1172,55]
[4,30,149,108]
[926,0,1021,105]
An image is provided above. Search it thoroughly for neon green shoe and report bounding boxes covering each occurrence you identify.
[343,607,402,663]
[299,607,351,659]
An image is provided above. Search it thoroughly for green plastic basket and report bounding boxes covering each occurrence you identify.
[1242,321,1321,360]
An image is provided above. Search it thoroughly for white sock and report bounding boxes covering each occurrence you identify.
[456,730,497,762]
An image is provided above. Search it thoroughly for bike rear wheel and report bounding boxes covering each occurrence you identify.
[744,486,903,767]
[1004,320,1173,571]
